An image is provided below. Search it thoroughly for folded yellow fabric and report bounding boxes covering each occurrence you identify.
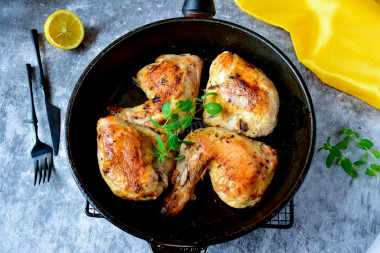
[235,0,380,110]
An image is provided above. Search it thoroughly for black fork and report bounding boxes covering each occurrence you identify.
[26,64,53,185]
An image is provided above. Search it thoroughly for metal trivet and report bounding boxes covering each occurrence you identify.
[85,201,103,218]
[261,199,294,229]
[85,199,294,229]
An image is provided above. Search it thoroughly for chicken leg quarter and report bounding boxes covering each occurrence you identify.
[162,127,278,215]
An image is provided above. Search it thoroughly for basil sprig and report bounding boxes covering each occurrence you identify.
[150,92,222,162]
[319,126,380,178]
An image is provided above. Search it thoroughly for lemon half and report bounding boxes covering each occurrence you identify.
[44,10,85,50]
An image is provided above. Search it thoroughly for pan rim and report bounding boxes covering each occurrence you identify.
[65,16,316,247]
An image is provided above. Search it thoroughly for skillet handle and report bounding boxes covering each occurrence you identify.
[150,242,207,253]
[182,0,215,18]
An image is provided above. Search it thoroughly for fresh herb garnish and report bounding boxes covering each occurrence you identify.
[150,93,222,162]
[204,102,223,115]
[318,126,380,179]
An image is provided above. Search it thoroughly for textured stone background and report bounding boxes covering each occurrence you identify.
[1,0,379,252]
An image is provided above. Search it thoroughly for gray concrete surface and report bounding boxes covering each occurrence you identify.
[1,0,379,252]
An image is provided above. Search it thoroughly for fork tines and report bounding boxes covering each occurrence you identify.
[27,63,54,186]
[33,155,53,185]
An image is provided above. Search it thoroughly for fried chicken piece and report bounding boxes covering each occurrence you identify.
[97,116,176,200]
[109,54,203,133]
[162,127,278,215]
[203,51,279,138]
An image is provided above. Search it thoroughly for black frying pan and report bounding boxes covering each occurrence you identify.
[65,0,315,251]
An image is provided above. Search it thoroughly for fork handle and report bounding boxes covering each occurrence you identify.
[26,64,39,139]
[30,29,49,102]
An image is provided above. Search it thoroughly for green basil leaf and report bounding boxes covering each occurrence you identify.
[162,101,170,117]
[201,92,218,100]
[353,160,366,166]
[372,150,380,159]
[205,102,223,115]
[167,134,180,151]
[189,107,196,112]
[345,129,353,136]
[329,146,342,157]
[349,170,359,178]
[168,155,185,161]
[149,116,162,128]
[156,135,166,154]
[339,126,346,135]
[152,146,162,157]
[318,144,330,152]
[165,128,173,137]
[357,139,374,150]
[179,140,195,145]
[362,153,369,162]
[194,117,202,121]
[165,122,183,132]
[179,100,194,112]
[353,131,360,138]
[340,158,352,174]
[365,168,376,177]
[169,113,179,122]
[336,136,350,149]
[375,165,380,173]
[176,100,182,107]
[370,164,378,171]
[326,137,331,146]
[153,146,165,162]
[181,115,192,128]
[194,98,203,102]
[326,153,335,168]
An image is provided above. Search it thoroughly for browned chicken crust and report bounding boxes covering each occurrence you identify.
[98,54,203,201]
[109,54,203,134]
[162,127,278,215]
[203,51,279,138]
[97,116,175,200]
[98,53,280,211]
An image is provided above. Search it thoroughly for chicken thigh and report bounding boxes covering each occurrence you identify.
[203,51,279,138]
[162,127,278,215]
[97,116,176,200]
[109,54,203,133]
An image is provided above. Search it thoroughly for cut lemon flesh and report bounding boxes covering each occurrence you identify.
[44,10,84,50]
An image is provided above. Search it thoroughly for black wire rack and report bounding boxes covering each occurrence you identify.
[260,199,294,229]
[85,199,294,229]
[85,201,103,218]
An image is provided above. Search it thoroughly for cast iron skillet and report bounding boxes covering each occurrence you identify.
[65,0,315,251]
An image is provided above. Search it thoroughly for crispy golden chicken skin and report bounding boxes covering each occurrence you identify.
[97,116,176,200]
[162,127,278,215]
[109,54,203,133]
[203,51,279,138]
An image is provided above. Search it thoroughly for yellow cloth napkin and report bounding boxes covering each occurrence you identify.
[235,0,380,110]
